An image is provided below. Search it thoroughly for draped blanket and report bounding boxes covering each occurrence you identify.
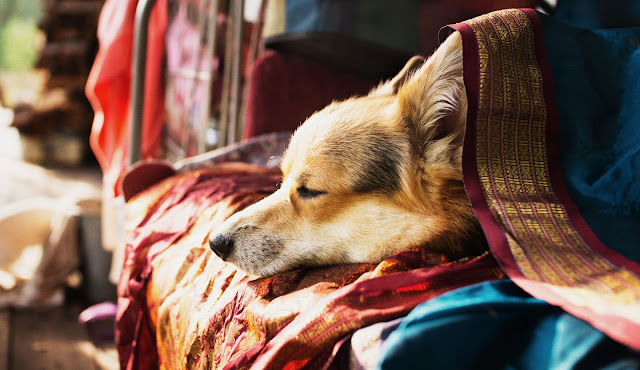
[454,8,640,351]
[115,8,640,369]
[116,163,503,369]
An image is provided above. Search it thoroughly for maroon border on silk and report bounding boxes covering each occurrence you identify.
[454,8,640,350]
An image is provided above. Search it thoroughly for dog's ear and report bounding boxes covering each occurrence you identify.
[396,32,466,165]
[369,56,425,97]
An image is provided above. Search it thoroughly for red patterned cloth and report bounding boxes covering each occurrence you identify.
[117,163,282,369]
[116,163,503,369]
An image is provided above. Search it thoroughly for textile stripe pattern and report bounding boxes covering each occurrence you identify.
[459,9,640,350]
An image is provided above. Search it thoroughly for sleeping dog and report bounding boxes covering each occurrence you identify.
[209,32,487,276]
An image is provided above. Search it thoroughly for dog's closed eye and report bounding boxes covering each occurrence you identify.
[296,185,327,199]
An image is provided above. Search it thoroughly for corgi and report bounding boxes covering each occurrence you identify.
[209,32,487,276]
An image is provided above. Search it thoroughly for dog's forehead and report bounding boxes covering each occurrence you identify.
[281,96,406,194]
[292,96,397,150]
[283,100,382,169]
[282,126,348,189]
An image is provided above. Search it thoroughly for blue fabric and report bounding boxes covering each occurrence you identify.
[378,280,640,370]
[539,13,640,262]
[284,0,421,53]
[555,0,640,29]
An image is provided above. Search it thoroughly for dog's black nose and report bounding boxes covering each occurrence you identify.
[209,234,233,260]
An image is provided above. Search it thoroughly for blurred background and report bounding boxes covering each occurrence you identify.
[0,0,116,368]
[0,0,43,111]
[1,0,101,166]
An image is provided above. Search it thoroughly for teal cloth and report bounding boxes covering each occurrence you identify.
[378,280,640,370]
[539,13,640,262]
[285,0,421,54]
[555,0,640,29]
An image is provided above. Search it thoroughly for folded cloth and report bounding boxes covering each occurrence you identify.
[454,8,640,351]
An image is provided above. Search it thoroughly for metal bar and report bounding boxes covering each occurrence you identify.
[198,0,219,154]
[129,0,158,165]
[181,0,209,157]
[238,0,267,142]
[228,0,245,144]
[218,0,234,148]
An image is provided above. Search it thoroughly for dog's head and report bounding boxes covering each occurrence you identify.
[209,32,484,276]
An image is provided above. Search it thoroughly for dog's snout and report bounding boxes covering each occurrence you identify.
[209,234,234,260]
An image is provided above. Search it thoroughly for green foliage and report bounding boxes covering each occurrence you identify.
[0,0,41,71]
[14,1,41,20]
[0,0,41,22]
[0,17,39,71]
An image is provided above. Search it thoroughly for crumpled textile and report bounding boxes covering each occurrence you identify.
[116,163,503,369]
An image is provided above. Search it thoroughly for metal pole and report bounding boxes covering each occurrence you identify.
[228,0,245,145]
[198,0,218,154]
[218,0,234,148]
[198,0,219,154]
[129,0,158,165]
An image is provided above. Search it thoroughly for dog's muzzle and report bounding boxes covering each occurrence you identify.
[209,234,233,260]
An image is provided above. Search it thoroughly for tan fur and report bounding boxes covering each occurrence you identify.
[209,32,487,276]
